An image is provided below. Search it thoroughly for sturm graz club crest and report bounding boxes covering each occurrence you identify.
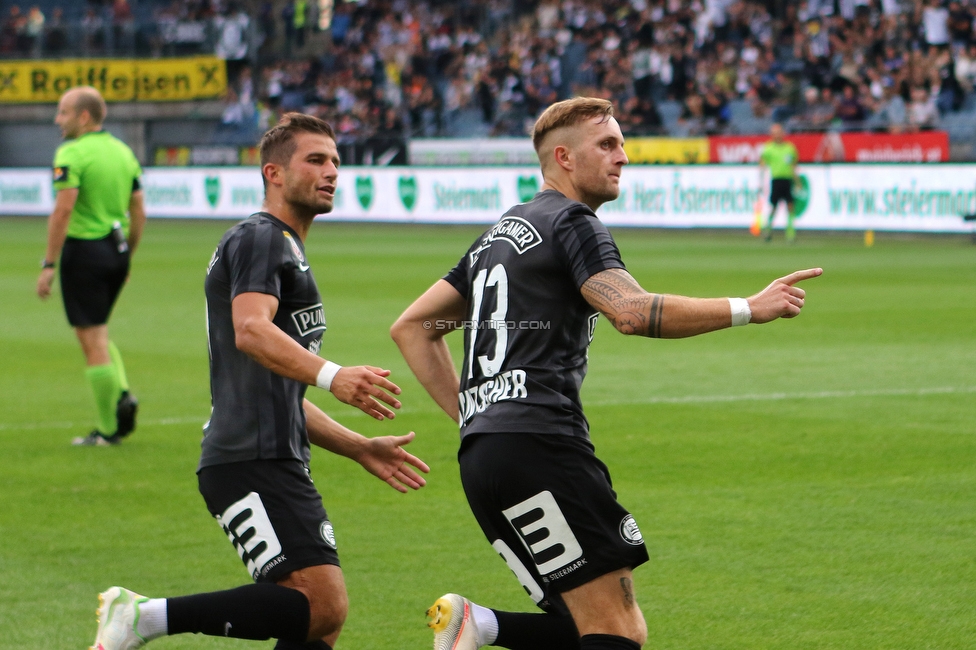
[619,515,644,546]
[517,175,539,203]
[356,176,373,210]
[205,176,220,208]
[319,520,336,549]
[282,231,309,272]
[398,176,417,211]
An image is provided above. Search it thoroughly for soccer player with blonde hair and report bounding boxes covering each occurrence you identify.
[393,97,821,650]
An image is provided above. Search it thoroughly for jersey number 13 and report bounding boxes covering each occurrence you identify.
[467,264,510,380]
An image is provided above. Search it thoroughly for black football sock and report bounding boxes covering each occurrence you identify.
[167,583,310,642]
[493,610,580,650]
[580,633,641,650]
[274,640,332,649]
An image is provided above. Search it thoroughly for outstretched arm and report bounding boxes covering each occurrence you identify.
[580,267,822,338]
[233,291,402,420]
[304,399,429,493]
[391,280,468,423]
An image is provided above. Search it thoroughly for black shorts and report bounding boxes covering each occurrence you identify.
[769,178,794,206]
[60,236,129,327]
[459,433,649,615]
[198,459,340,583]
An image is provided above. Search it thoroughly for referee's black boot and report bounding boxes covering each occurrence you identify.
[116,391,138,438]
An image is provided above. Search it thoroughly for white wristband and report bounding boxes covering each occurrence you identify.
[315,361,343,391]
[729,298,751,327]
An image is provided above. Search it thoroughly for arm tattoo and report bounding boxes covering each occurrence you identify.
[620,576,635,606]
[581,269,664,338]
[648,294,663,338]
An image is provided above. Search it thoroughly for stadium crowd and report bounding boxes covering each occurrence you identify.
[7,0,976,139]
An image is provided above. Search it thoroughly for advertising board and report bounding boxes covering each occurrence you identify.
[2,164,973,233]
[710,132,949,163]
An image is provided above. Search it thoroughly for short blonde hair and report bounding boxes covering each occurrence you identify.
[531,97,614,154]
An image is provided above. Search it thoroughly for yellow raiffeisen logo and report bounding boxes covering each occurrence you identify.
[0,57,226,102]
[624,138,711,164]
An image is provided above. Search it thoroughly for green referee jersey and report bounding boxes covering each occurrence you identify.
[760,140,799,180]
[52,131,142,240]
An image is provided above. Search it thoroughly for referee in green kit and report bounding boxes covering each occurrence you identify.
[758,123,799,243]
[36,86,145,446]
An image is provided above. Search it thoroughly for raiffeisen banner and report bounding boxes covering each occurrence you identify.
[0,57,227,102]
[2,165,974,232]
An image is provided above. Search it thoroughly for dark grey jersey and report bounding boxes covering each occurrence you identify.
[444,190,626,441]
[201,212,326,470]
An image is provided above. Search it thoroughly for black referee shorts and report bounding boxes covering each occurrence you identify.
[198,459,340,583]
[459,432,649,615]
[769,178,794,206]
[59,235,129,327]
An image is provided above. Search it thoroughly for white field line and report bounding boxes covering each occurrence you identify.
[0,415,205,432]
[588,385,976,407]
[2,386,973,433]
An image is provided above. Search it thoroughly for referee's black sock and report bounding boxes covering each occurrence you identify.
[493,610,580,649]
[580,634,641,650]
[167,583,309,642]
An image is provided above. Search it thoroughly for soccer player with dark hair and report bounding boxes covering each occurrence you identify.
[392,97,822,650]
[37,85,143,446]
[87,113,430,650]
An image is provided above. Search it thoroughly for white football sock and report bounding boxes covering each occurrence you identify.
[136,598,168,641]
[469,601,498,646]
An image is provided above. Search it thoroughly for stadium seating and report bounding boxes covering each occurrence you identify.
[4,0,976,156]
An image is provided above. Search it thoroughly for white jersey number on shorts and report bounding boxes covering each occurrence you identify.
[502,490,583,575]
[217,491,283,579]
[492,539,545,604]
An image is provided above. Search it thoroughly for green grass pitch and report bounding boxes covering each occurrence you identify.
[1,216,974,649]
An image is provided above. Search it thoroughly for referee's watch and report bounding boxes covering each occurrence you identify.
[40,259,56,269]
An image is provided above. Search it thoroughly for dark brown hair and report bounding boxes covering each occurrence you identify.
[259,112,336,169]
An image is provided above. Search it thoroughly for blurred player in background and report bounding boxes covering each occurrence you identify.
[393,97,821,650]
[36,86,144,446]
[758,122,800,243]
[86,113,429,650]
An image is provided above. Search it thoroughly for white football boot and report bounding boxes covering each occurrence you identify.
[427,593,481,650]
[90,586,148,650]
